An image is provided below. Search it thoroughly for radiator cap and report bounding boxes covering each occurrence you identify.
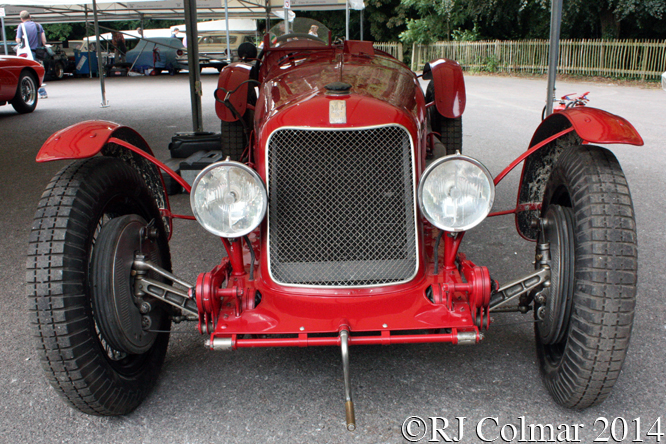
[325,82,352,95]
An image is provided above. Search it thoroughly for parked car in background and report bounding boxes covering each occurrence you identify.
[126,37,184,74]
[176,50,227,72]
[0,55,45,113]
[176,32,256,72]
[60,40,83,74]
[200,32,256,63]
[6,41,70,80]
[42,43,70,80]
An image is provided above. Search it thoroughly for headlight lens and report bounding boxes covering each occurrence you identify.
[418,155,495,232]
[190,161,267,238]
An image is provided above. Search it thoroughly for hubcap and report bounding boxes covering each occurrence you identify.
[20,76,36,106]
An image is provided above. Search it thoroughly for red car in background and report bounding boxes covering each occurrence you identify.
[0,55,45,113]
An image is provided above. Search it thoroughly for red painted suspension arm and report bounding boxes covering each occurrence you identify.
[492,127,574,186]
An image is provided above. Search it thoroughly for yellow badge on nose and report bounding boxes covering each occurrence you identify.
[329,100,347,124]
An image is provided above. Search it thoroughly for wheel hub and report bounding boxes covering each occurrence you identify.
[21,76,36,106]
[91,215,160,355]
[537,205,575,345]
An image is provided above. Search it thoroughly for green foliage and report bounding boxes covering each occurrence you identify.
[451,24,480,41]
[399,0,454,44]
[365,0,408,42]
[396,0,666,43]
[484,54,499,72]
[400,16,450,45]
[42,23,73,41]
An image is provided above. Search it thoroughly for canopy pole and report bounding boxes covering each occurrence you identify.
[2,17,8,55]
[92,0,109,107]
[345,0,349,40]
[360,9,363,40]
[265,0,270,32]
[545,0,563,117]
[85,6,92,79]
[184,0,203,132]
[224,0,231,63]
[283,2,289,34]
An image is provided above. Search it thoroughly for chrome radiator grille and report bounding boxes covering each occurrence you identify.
[267,126,417,286]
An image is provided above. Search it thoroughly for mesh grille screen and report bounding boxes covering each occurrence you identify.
[268,126,417,286]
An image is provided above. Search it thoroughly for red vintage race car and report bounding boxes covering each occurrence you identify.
[0,55,45,113]
[28,18,640,429]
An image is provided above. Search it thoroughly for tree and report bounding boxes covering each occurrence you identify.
[399,0,549,44]
[540,0,665,39]
[399,0,455,44]
[42,24,74,41]
[299,0,407,42]
[397,0,666,44]
[364,0,408,42]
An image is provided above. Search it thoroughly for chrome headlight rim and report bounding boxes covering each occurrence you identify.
[190,160,268,238]
[417,154,495,233]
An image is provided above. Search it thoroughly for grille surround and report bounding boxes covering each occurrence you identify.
[266,124,419,288]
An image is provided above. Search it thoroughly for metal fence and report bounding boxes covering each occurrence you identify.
[412,39,666,80]
[374,42,403,62]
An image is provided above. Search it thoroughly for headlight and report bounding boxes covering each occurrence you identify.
[418,155,494,232]
[190,161,267,238]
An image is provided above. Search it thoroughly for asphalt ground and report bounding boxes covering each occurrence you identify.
[0,70,664,444]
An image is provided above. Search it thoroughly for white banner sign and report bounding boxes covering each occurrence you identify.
[76,55,87,71]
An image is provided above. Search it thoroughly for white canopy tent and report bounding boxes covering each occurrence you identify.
[0,0,362,25]
[170,18,257,32]
[1,0,273,25]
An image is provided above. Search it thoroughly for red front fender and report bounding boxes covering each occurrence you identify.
[36,120,173,237]
[531,107,643,147]
[515,107,643,240]
[423,59,466,118]
[37,121,156,162]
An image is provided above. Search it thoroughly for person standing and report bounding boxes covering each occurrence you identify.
[111,31,126,63]
[171,27,185,48]
[16,10,48,98]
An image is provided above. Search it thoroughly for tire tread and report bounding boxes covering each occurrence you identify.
[27,157,170,416]
[538,145,637,409]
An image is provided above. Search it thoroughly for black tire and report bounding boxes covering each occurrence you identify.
[53,62,65,80]
[10,71,38,114]
[535,145,637,409]
[27,156,172,416]
[221,119,246,161]
[426,81,462,156]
